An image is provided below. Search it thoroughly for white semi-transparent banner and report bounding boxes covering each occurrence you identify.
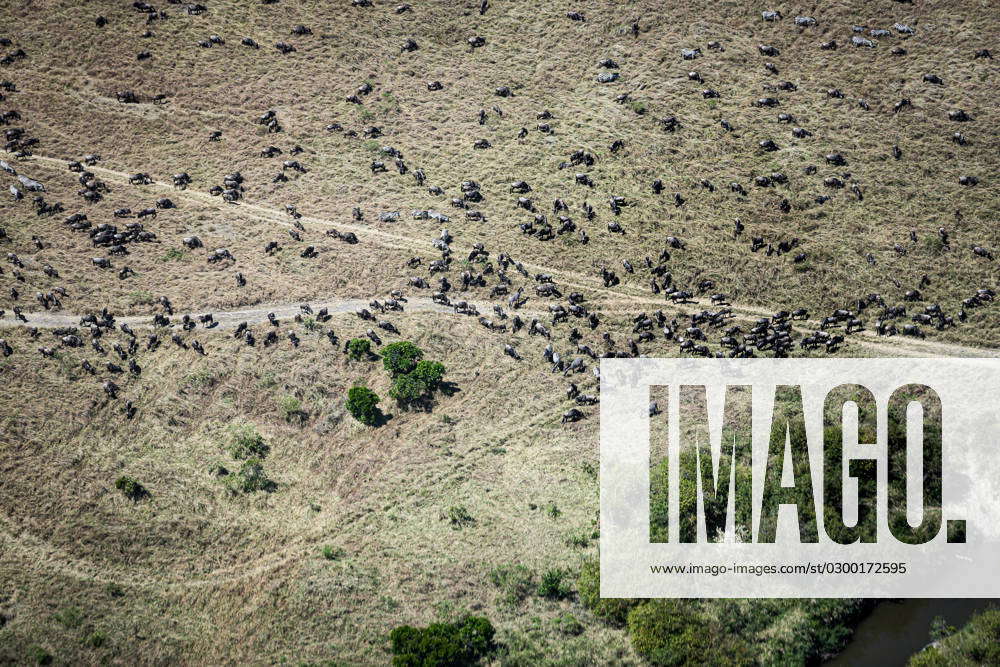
[599,358,1000,598]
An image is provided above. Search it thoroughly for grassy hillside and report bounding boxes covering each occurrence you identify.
[0,0,997,663]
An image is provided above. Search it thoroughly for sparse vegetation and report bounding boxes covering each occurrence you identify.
[226,422,269,460]
[1,0,996,662]
[223,459,275,494]
[445,505,474,529]
[114,476,147,501]
[537,568,571,600]
[346,338,372,361]
[489,564,535,606]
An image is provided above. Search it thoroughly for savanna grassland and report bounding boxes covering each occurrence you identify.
[0,0,997,664]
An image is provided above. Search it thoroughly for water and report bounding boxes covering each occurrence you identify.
[826,598,995,666]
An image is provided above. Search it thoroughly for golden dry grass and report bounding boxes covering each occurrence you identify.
[0,0,997,663]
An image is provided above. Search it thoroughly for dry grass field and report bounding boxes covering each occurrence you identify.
[0,0,997,663]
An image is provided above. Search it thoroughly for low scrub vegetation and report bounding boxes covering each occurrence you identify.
[388,615,496,666]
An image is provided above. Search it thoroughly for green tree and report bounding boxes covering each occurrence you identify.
[411,360,445,391]
[390,373,428,406]
[381,341,423,376]
[347,385,381,425]
[347,338,372,360]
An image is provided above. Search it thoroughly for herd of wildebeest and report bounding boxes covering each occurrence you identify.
[0,1,996,425]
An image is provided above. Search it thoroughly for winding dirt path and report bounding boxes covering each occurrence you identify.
[6,153,996,363]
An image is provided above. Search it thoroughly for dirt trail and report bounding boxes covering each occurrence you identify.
[13,154,999,359]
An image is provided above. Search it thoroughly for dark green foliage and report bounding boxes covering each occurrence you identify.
[627,600,751,666]
[537,568,571,600]
[909,608,1000,666]
[225,458,275,494]
[650,449,730,543]
[346,385,381,425]
[390,373,427,405]
[346,338,372,360]
[377,341,448,410]
[411,360,445,391]
[389,615,496,666]
[115,475,147,501]
[381,341,423,376]
[446,505,474,528]
[227,422,269,460]
[577,558,639,626]
[553,614,585,636]
[28,646,52,665]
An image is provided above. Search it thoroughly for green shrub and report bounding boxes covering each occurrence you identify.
[225,458,275,494]
[553,613,585,636]
[909,608,1000,666]
[160,247,186,262]
[537,568,571,600]
[321,545,346,561]
[381,341,423,377]
[346,385,381,425]
[227,422,268,460]
[411,360,445,391]
[577,559,638,626]
[489,564,535,606]
[390,373,428,406]
[52,606,83,629]
[83,631,107,649]
[279,395,304,423]
[28,647,52,666]
[446,505,474,528]
[627,600,750,666]
[389,615,496,666]
[347,338,372,360]
[115,476,147,501]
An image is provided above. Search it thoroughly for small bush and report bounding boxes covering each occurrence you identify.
[390,373,428,407]
[381,341,423,377]
[411,360,445,391]
[227,422,268,460]
[83,631,107,649]
[577,558,638,626]
[52,606,84,629]
[160,247,186,262]
[346,385,381,425]
[279,395,304,423]
[28,647,52,666]
[115,476,147,501]
[446,505,474,529]
[225,458,275,494]
[127,289,154,306]
[489,564,535,606]
[537,568,571,600]
[347,338,372,360]
[321,545,346,561]
[554,613,585,636]
[627,99,648,115]
[389,615,496,666]
[627,600,751,666]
